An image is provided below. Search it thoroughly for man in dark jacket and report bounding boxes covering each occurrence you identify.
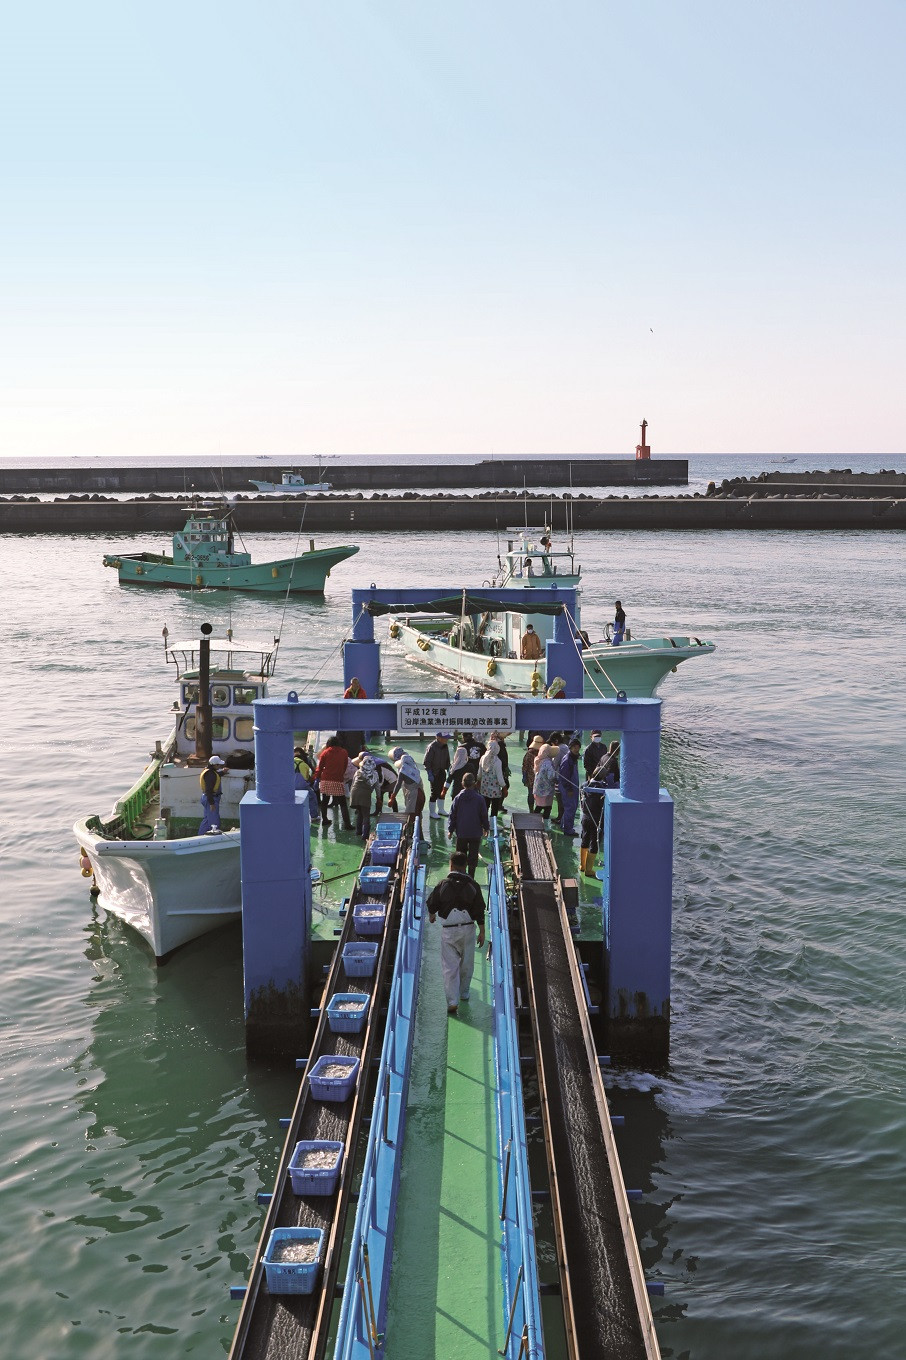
[583,730,606,780]
[426,851,486,1015]
[447,772,489,877]
[423,732,452,819]
[557,738,582,837]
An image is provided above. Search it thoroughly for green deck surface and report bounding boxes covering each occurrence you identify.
[385,902,505,1359]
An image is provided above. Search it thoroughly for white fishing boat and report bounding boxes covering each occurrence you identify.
[388,533,715,698]
[74,628,280,961]
[249,470,333,494]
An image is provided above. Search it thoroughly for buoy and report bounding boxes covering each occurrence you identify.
[389,623,401,639]
[135,564,143,575]
[530,671,542,695]
[272,567,279,578]
[79,849,93,878]
[417,637,431,651]
[486,659,497,676]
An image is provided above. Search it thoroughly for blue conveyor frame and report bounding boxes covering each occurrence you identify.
[332,837,427,1358]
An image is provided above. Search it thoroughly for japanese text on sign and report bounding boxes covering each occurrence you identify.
[395,701,515,733]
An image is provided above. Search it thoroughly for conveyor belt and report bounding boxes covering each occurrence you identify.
[229,819,410,1360]
[511,815,659,1360]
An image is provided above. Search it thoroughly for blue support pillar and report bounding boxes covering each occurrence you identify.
[545,609,585,699]
[345,592,382,698]
[601,790,673,1062]
[241,698,312,1058]
[599,697,672,1063]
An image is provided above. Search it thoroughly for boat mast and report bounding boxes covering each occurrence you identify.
[192,622,214,764]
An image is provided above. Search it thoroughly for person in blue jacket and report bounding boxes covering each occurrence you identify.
[557,738,582,837]
[447,772,490,877]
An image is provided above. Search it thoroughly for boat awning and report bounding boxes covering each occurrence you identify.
[369,594,563,617]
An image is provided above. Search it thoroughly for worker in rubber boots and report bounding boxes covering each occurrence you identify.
[426,851,486,1017]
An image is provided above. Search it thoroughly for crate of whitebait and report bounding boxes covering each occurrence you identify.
[374,820,403,844]
[308,1054,361,1101]
[263,1227,325,1294]
[288,1140,344,1196]
[353,902,386,936]
[369,839,399,866]
[358,865,391,896]
[341,941,379,978]
[326,992,369,1034]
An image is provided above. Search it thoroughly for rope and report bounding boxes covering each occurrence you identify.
[562,602,619,698]
[277,500,311,644]
[295,604,370,695]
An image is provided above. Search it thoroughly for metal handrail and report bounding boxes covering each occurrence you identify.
[488,822,545,1358]
[332,839,426,1360]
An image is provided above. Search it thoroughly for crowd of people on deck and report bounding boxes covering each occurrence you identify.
[282,719,620,884]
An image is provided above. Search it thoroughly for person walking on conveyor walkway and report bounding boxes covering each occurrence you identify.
[447,772,490,876]
[426,851,486,1016]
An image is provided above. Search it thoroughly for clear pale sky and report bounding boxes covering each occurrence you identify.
[1,2,903,458]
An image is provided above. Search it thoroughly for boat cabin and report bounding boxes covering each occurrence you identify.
[483,537,583,658]
[171,514,252,569]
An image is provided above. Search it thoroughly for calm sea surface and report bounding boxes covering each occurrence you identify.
[1,454,904,1358]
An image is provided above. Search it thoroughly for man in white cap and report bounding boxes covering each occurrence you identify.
[199,754,225,833]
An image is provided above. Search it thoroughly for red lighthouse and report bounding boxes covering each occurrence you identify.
[635,419,650,460]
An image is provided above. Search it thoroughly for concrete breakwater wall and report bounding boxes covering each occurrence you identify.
[0,456,687,494]
[2,491,905,532]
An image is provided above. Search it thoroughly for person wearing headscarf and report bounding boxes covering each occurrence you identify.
[388,746,424,817]
[447,734,486,799]
[522,734,544,813]
[532,744,557,822]
[546,676,566,699]
[349,749,380,839]
[478,739,506,818]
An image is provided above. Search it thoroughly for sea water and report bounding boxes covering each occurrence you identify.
[1,454,904,1357]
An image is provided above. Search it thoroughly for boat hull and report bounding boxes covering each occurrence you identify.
[74,820,242,961]
[106,545,358,592]
[395,623,714,699]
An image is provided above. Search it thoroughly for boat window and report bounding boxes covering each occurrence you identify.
[184,717,230,740]
[212,685,230,707]
[233,686,258,705]
[234,717,255,741]
[182,684,199,705]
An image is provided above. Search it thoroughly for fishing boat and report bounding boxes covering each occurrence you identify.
[249,471,333,493]
[74,627,280,961]
[389,533,715,698]
[103,507,357,592]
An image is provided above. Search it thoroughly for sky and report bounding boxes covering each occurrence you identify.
[0,1,903,458]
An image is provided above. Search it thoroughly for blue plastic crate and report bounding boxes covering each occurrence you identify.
[374,821,403,843]
[326,992,369,1034]
[342,941,379,978]
[369,840,398,866]
[263,1227,324,1294]
[358,866,391,896]
[353,903,386,937]
[308,1054,361,1102]
[288,1140,344,1196]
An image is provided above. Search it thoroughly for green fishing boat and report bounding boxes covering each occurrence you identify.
[103,509,358,593]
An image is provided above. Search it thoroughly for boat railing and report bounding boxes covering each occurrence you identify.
[110,755,163,834]
[332,836,427,1360]
[488,821,545,1358]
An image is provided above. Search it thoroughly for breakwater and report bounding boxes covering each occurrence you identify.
[2,487,905,531]
[0,456,686,494]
